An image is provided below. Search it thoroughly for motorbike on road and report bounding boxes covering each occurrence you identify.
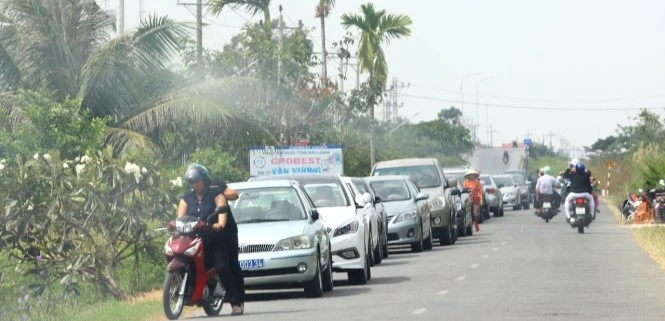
[648,179,665,223]
[536,194,557,223]
[162,214,226,320]
[620,192,639,221]
[567,197,593,233]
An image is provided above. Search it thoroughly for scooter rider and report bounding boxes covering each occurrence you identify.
[535,166,557,214]
[562,161,595,221]
[503,151,510,164]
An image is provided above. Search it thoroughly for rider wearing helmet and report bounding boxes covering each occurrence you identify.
[177,164,245,315]
[561,161,595,220]
[535,166,557,213]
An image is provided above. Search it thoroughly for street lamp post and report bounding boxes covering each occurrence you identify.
[475,76,494,143]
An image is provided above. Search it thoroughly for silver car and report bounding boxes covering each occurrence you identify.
[367,175,433,253]
[228,180,333,297]
[493,175,522,211]
[480,175,504,217]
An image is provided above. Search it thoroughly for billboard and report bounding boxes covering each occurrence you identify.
[249,145,343,177]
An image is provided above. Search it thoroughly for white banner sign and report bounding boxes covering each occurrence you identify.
[249,145,344,177]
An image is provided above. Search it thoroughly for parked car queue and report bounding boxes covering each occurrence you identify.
[221,158,531,299]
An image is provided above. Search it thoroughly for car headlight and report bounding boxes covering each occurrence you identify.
[394,210,418,223]
[274,235,312,251]
[334,220,359,237]
[431,198,444,208]
[164,241,173,256]
[184,241,201,256]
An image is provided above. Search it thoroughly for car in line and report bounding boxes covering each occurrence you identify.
[371,158,458,246]
[443,173,474,237]
[227,179,333,297]
[366,175,434,253]
[509,173,531,210]
[480,174,504,217]
[250,174,372,284]
[344,176,389,260]
[492,175,522,211]
[341,176,384,265]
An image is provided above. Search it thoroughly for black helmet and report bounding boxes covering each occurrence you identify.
[184,163,211,184]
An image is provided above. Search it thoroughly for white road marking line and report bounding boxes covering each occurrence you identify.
[470,263,480,269]
[500,241,507,245]
[492,247,499,251]
[412,308,427,315]
[482,254,489,258]
[437,290,449,296]
[456,276,466,281]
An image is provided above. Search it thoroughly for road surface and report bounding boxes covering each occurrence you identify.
[181,202,665,321]
[468,147,525,174]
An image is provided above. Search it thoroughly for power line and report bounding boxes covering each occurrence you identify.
[399,93,665,111]
[409,83,665,104]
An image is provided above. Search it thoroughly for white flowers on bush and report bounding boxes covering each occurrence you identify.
[63,163,69,169]
[43,154,51,162]
[170,177,183,188]
[0,159,6,171]
[27,204,34,211]
[75,164,86,174]
[124,162,143,183]
[80,155,93,164]
[33,153,39,160]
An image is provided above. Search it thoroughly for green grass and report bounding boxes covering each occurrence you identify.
[633,227,665,271]
[54,296,164,321]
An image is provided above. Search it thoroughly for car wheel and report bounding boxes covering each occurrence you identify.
[523,202,530,210]
[411,225,424,253]
[451,225,458,244]
[304,255,324,298]
[373,238,383,264]
[513,205,520,211]
[424,221,433,250]
[458,214,468,237]
[368,231,376,267]
[499,206,505,217]
[439,219,454,246]
[348,247,370,285]
[322,246,334,293]
[382,236,389,258]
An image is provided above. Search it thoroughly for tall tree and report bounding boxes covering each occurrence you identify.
[209,0,272,38]
[315,0,335,84]
[341,3,412,167]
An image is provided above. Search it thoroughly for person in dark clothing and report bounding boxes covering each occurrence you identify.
[561,161,595,220]
[177,164,245,315]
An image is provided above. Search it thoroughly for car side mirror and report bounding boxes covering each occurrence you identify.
[448,177,458,187]
[311,209,320,221]
[451,188,461,196]
[462,187,471,194]
[363,193,373,205]
[514,184,518,188]
[415,192,429,201]
[374,195,382,204]
[355,195,366,208]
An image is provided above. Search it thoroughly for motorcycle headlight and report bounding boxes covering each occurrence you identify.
[184,241,201,256]
[164,241,173,256]
[274,235,312,251]
[334,220,360,237]
[176,220,197,234]
[394,210,418,223]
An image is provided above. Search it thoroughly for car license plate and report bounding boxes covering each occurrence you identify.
[239,259,264,270]
[542,202,551,209]
[575,207,586,215]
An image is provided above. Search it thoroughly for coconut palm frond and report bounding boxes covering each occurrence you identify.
[104,127,158,156]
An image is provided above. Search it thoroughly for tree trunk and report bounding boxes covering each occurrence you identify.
[320,14,327,84]
[370,105,376,168]
[103,264,127,300]
[263,8,272,39]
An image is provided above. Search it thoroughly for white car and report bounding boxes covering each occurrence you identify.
[250,174,372,285]
[342,176,383,265]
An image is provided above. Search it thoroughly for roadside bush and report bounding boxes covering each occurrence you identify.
[187,147,249,182]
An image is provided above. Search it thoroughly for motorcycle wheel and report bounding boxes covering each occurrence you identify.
[545,218,549,223]
[163,272,185,320]
[203,281,225,316]
[577,225,584,234]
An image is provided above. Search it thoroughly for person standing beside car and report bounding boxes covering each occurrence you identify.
[463,169,483,232]
[177,164,245,316]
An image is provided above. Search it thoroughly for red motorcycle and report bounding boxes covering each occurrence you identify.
[163,215,226,320]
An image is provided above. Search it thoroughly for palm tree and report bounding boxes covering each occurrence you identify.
[0,0,272,156]
[341,3,412,167]
[315,0,335,84]
[209,0,272,38]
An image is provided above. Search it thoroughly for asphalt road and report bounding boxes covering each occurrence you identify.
[185,201,665,321]
[468,147,524,174]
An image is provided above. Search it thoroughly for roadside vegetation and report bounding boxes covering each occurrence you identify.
[0,1,477,320]
[585,109,665,269]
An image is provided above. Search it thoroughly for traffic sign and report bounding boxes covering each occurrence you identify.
[608,159,616,168]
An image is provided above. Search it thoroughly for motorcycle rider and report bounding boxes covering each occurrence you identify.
[463,169,483,232]
[535,167,555,214]
[177,164,245,315]
[562,161,595,221]
[503,150,510,164]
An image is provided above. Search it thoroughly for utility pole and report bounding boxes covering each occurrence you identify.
[384,78,409,123]
[277,5,284,91]
[196,0,203,65]
[116,0,124,35]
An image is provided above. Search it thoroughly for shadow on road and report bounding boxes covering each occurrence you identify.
[374,259,409,267]
[242,285,371,302]
[367,275,410,285]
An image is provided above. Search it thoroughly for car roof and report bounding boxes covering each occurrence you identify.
[493,174,515,179]
[373,158,436,168]
[228,180,299,189]
[250,173,341,183]
[366,175,409,182]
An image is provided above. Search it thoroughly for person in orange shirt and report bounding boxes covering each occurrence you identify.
[463,169,483,232]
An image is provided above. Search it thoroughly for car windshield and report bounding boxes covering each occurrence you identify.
[494,177,514,187]
[303,183,349,208]
[231,187,307,223]
[512,175,525,184]
[353,181,369,194]
[373,165,441,188]
[369,180,411,202]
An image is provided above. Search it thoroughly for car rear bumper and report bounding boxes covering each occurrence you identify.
[241,249,318,286]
